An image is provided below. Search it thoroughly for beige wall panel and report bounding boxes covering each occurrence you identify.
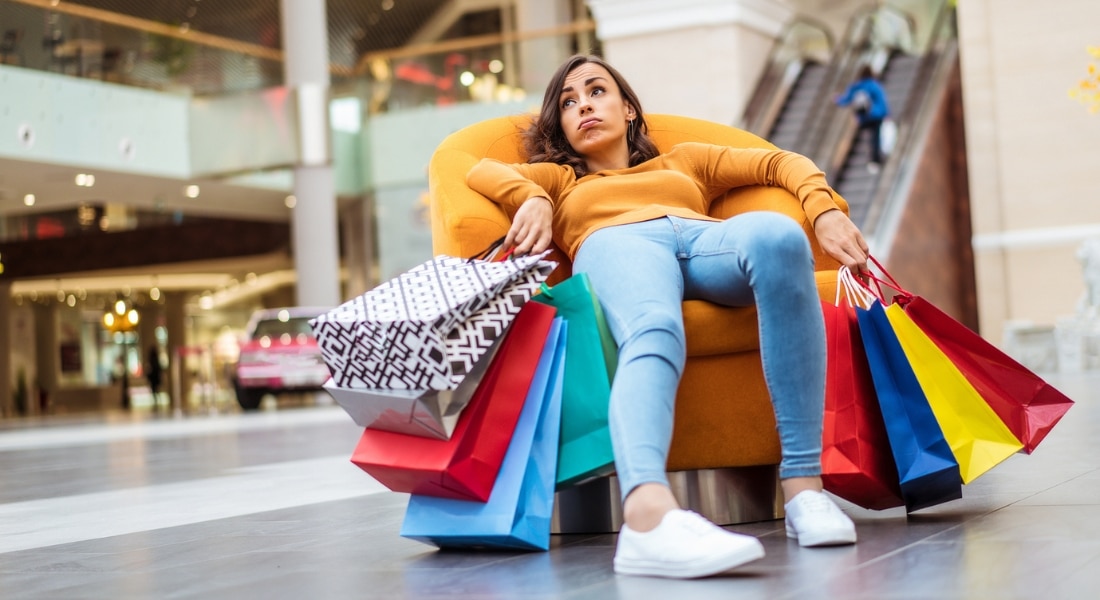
[958,0,1100,344]
[603,24,772,125]
[1004,246,1085,324]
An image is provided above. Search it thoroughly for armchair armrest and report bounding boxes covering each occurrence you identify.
[709,186,848,274]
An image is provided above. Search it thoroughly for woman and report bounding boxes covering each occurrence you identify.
[467,55,868,579]
[836,65,891,171]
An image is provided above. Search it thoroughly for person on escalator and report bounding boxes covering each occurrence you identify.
[836,65,891,173]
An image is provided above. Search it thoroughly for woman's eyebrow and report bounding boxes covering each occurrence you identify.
[560,76,608,95]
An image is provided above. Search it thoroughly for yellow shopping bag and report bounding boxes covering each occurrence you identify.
[884,304,1023,483]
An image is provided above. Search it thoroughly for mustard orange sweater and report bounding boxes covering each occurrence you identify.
[466,142,843,260]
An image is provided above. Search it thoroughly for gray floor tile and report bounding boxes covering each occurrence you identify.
[2,373,1099,599]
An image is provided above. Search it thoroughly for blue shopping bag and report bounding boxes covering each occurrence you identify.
[856,301,962,512]
[400,318,566,550]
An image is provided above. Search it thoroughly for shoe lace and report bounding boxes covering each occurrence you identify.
[795,492,836,515]
[679,511,723,535]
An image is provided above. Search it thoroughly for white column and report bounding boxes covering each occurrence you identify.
[281,0,342,308]
[515,0,574,98]
[585,0,794,125]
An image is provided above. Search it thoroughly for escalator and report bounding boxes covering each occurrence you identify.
[765,62,829,152]
[832,52,922,226]
[742,1,977,328]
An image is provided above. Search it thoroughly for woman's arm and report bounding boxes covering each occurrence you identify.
[465,159,569,255]
[688,143,869,270]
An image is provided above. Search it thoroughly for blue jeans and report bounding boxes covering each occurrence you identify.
[572,213,826,500]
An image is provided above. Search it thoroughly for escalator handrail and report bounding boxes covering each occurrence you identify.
[739,17,834,135]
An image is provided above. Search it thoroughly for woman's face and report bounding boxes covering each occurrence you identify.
[557,62,635,169]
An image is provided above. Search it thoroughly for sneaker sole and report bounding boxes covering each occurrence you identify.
[785,525,857,547]
[613,539,765,579]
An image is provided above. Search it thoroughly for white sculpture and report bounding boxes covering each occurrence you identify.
[1076,237,1100,317]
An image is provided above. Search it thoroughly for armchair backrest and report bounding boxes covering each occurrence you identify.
[429,113,845,276]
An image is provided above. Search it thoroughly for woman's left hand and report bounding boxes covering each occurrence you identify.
[813,209,869,272]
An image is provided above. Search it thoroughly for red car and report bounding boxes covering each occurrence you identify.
[233,307,332,410]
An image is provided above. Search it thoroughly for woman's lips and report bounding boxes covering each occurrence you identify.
[579,118,601,130]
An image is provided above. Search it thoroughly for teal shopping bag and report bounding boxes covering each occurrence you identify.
[533,273,617,488]
[400,318,566,550]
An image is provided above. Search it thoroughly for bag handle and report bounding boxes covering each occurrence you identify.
[467,236,515,263]
[837,266,879,309]
[859,255,915,306]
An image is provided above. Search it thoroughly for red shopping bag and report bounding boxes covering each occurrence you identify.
[821,269,905,510]
[866,257,1073,454]
[350,301,557,501]
[900,297,1072,453]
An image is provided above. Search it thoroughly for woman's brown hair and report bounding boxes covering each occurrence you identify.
[523,54,659,177]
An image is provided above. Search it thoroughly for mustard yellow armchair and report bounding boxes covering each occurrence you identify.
[429,113,844,528]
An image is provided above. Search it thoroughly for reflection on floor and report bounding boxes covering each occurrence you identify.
[1,375,1099,599]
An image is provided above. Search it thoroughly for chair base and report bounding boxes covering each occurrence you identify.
[551,466,784,534]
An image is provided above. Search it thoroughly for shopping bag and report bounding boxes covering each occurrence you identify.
[532,273,616,488]
[400,318,566,550]
[311,252,555,390]
[322,332,506,440]
[349,301,557,501]
[884,304,1023,483]
[821,269,905,510]
[862,255,1072,454]
[857,300,962,512]
[880,277,1073,454]
[880,117,897,156]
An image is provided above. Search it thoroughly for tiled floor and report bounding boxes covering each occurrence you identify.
[1,372,1098,599]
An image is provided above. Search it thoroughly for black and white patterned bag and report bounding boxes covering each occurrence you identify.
[310,252,556,391]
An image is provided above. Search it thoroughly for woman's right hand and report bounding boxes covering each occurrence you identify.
[504,196,553,256]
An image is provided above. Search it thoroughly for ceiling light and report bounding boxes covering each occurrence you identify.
[185,185,200,198]
[285,195,297,208]
[75,173,95,187]
[489,59,503,74]
[459,71,475,87]
[23,194,35,206]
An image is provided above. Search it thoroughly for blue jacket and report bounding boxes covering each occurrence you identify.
[836,77,890,123]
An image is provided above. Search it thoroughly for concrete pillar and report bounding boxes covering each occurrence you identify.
[516,0,575,97]
[281,0,342,308]
[0,282,11,417]
[33,302,60,406]
[585,0,794,125]
[340,196,375,299]
[138,300,162,408]
[164,291,189,412]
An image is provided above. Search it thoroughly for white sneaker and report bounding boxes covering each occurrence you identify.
[614,509,765,579]
[784,490,857,547]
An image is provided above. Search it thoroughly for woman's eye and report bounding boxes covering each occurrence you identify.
[591,87,605,96]
[562,98,575,108]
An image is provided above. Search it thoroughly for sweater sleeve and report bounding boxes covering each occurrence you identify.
[682,143,843,225]
[465,159,573,209]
